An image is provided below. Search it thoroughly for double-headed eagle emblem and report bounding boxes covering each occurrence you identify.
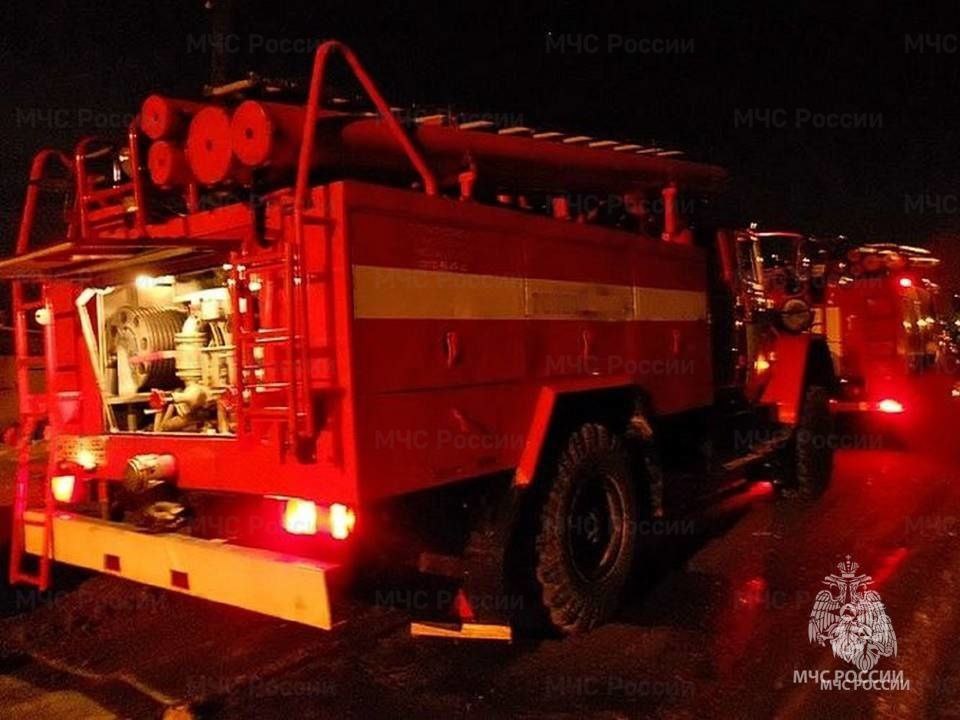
[808,556,897,671]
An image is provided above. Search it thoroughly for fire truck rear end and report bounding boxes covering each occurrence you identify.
[0,41,836,637]
[824,243,944,419]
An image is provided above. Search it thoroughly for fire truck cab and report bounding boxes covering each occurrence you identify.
[0,41,836,637]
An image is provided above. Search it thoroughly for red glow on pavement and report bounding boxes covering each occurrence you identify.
[714,480,776,516]
[743,481,775,500]
[870,547,909,587]
[716,571,769,676]
[738,576,768,607]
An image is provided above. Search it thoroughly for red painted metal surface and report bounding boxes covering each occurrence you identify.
[339,181,712,499]
[759,332,815,425]
[219,97,726,197]
[7,173,714,504]
[295,40,439,198]
[2,40,757,581]
[186,105,244,185]
[148,139,192,187]
[140,95,204,140]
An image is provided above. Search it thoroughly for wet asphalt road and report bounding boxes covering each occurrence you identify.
[1,383,959,719]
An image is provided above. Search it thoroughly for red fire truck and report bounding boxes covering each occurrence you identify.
[822,243,943,417]
[0,41,836,637]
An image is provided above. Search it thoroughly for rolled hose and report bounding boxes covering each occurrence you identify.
[109,306,187,390]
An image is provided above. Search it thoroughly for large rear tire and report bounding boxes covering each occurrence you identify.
[534,423,637,634]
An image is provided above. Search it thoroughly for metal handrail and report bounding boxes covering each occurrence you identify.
[294,40,438,210]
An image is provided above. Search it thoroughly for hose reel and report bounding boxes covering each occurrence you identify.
[108,306,186,391]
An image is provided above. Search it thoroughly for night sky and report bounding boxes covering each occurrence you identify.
[2,1,960,274]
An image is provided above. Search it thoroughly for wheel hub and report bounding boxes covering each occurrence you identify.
[567,470,625,582]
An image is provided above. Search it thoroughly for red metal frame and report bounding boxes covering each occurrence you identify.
[295,40,438,201]
[8,148,74,589]
[286,39,444,443]
[0,35,738,509]
[514,375,635,486]
[2,41,830,618]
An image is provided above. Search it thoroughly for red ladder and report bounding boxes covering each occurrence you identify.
[7,298,56,589]
[232,206,340,458]
[7,149,74,590]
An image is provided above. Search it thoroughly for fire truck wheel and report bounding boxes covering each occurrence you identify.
[789,384,834,496]
[535,423,637,634]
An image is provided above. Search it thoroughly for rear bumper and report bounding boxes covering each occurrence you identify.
[24,510,338,629]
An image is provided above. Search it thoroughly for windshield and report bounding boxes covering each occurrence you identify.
[758,235,800,271]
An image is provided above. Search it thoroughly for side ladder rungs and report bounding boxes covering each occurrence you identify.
[239,333,297,346]
[240,326,290,335]
[242,253,288,270]
[246,407,307,417]
[249,381,292,390]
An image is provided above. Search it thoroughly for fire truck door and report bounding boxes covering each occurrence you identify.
[733,233,773,395]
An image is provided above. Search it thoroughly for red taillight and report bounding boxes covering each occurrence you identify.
[898,277,913,288]
[877,398,905,414]
[282,499,318,535]
[51,474,76,503]
[328,503,356,540]
[281,499,356,540]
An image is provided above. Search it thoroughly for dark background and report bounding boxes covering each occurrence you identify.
[1,0,960,280]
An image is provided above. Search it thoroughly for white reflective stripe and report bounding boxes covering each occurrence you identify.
[526,278,634,321]
[352,265,706,322]
[633,285,708,322]
[353,265,524,320]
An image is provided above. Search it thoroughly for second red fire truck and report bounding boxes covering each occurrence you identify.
[822,243,944,419]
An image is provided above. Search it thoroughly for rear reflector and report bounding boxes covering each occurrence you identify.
[877,398,904,414]
[51,474,76,503]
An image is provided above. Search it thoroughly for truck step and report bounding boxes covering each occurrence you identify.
[720,433,789,474]
[409,621,511,642]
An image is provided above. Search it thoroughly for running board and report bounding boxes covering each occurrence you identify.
[409,621,512,641]
[720,434,789,474]
[23,510,338,629]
